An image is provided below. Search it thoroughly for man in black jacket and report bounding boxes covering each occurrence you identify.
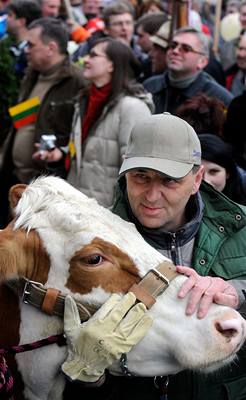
[144,27,233,114]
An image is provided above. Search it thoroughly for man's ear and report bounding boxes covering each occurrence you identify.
[47,40,58,56]
[192,165,204,195]
[9,184,27,210]
[197,55,208,71]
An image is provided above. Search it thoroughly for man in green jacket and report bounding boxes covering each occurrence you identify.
[63,113,246,399]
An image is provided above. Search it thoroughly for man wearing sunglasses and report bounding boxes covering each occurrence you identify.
[144,27,233,115]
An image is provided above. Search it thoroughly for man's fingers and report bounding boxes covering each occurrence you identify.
[177,267,240,318]
[176,265,197,278]
[177,266,198,298]
[184,277,213,316]
[178,277,196,298]
[214,292,238,308]
[196,291,214,319]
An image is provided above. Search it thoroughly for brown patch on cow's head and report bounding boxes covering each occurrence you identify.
[0,226,50,285]
[66,237,141,295]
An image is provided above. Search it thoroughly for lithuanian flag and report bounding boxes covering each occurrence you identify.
[8,97,40,129]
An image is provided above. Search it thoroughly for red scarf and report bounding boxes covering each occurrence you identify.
[82,82,112,142]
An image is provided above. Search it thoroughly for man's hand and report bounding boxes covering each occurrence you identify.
[176,266,239,319]
[62,293,152,383]
[32,144,63,162]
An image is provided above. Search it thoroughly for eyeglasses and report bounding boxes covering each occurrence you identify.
[109,20,133,28]
[88,50,107,58]
[168,41,205,56]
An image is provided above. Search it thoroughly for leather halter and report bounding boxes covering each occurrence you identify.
[129,260,178,309]
[7,279,97,322]
[7,260,179,321]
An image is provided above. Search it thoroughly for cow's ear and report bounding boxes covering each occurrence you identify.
[9,184,27,209]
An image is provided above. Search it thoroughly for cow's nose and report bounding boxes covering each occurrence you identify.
[215,319,242,340]
[214,317,246,353]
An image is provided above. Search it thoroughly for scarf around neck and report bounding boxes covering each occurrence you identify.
[82,82,112,141]
[168,70,201,89]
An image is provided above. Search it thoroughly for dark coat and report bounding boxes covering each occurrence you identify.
[143,71,233,114]
[1,57,85,177]
[224,91,246,168]
[0,57,85,228]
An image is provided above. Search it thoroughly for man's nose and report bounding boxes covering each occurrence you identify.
[84,54,90,63]
[145,183,162,202]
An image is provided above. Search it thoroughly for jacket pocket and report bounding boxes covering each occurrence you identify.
[222,375,246,400]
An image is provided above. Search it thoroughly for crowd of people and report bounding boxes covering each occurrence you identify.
[0,0,246,399]
[1,0,246,215]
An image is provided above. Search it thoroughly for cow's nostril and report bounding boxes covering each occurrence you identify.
[215,319,240,341]
[215,322,236,338]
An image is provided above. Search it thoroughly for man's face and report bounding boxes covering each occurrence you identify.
[7,10,20,36]
[126,167,203,230]
[25,27,52,71]
[166,32,208,78]
[136,25,152,53]
[83,0,102,16]
[105,12,134,46]
[150,44,167,74]
[240,5,246,29]
[41,0,60,17]
[236,35,246,70]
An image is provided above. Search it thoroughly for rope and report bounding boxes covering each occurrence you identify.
[0,334,66,399]
[0,356,14,400]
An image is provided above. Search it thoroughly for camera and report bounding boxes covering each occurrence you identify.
[39,134,57,153]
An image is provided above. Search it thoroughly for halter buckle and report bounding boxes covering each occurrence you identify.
[149,268,170,286]
[22,279,44,304]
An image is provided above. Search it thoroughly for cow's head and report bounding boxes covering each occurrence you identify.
[0,176,245,378]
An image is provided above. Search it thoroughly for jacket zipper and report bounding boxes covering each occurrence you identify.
[170,233,177,265]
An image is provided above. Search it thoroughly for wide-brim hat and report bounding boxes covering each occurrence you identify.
[150,20,171,49]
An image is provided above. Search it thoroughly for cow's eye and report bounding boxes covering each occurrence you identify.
[82,255,103,265]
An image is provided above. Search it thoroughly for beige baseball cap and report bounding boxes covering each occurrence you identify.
[119,113,201,179]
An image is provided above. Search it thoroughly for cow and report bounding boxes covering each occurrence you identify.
[0,176,245,400]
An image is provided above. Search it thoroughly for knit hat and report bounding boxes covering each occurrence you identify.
[199,133,236,175]
[119,113,201,179]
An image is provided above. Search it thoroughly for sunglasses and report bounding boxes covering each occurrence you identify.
[168,41,205,56]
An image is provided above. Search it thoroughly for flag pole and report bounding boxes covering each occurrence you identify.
[177,0,189,28]
[213,0,222,57]
[63,0,75,21]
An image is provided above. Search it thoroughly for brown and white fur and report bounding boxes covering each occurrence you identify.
[0,176,245,400]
